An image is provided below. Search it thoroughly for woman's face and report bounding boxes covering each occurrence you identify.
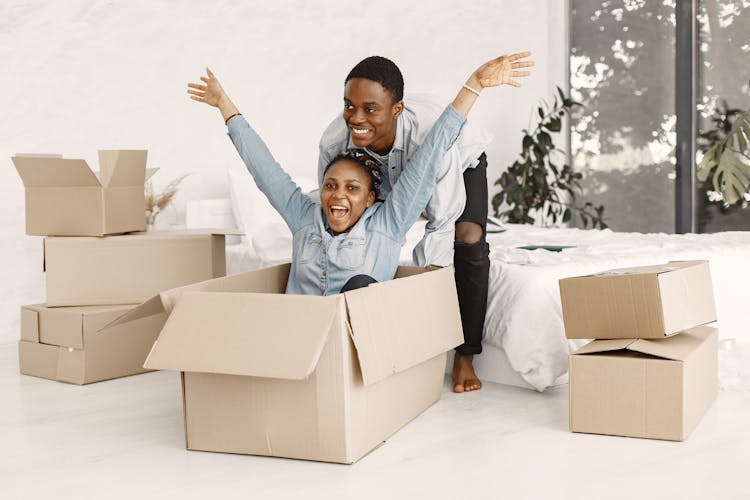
[320,159,376,235]
[343,78,403,155]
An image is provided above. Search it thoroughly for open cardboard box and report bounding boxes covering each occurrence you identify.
[559,260,717,339]
[18,303,164,384]
[569,325,718,441]
[43,230,234,307]
[103,263,463,463]
[12,150,157,236]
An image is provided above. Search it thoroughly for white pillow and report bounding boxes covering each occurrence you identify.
[227,162,317,252]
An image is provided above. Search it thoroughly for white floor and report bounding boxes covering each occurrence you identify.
[2,341,749,500]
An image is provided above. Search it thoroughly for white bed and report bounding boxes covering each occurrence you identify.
[481,225,750,391]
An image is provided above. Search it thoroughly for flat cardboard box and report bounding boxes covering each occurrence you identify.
[19,303,165,384]
[559,260,717,339]
[569,325,718,441]
[12,150,157,236]
[108,263,463,464]
[44,230,229,307]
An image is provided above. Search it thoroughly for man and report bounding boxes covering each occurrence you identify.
[318,56,503,392]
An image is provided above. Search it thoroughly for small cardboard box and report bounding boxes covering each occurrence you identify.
[12,150,157,236]
[569,325,717,441]
[43,230,229,307]
[559,261,717,339]
[19,303,164,384]
[109,263,463,464]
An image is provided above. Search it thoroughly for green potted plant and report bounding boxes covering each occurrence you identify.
[492,87,607,229]
[697,102,750,207]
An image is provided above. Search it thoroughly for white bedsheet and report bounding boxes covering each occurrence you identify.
[484,225,750,391]
[233,221,750,392]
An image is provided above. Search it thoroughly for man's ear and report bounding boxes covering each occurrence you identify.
[392,100,404,119]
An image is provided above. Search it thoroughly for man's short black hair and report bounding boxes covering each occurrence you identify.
[345,56,404,103]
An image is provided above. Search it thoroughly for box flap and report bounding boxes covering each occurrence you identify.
[573,338,637,355]
[143,291,339,379]
[572,327,712,361]
[98,150,148,187]
[12,156,101,187]
[100,264,290,332]
[627,326,714,361]
[344,267,463,386]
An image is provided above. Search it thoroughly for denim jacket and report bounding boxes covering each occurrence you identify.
[228,105,466,295]
[318,93,491,267]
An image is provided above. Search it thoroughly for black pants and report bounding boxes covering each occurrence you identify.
[454,153,490,356]
[340,274,378,293]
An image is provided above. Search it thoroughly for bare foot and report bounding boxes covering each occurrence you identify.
[451,352,482,393]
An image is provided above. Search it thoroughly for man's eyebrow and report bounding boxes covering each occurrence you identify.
[343,98,381,107]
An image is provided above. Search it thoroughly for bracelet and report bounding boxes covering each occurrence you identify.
[462,83,481,96]
[225,112,241,125]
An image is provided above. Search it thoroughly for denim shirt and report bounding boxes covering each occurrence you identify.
[318,93,492,267]
[228,105,466,295]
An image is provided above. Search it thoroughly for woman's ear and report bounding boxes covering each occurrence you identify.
[367,190,376,207]
[392,100,404,119]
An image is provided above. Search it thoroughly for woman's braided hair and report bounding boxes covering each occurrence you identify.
[323,149,382,199]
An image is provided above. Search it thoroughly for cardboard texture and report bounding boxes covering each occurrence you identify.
[12,150,157,236]
[44,230,228,307]
[18,303,165,384]
[136,264,463,464]
[569,325,718,441]
[559,261,717,339]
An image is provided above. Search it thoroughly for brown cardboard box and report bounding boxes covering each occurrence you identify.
[44,230,229,307]
[569,325,717,441]
[19,303,165,384]
[108,263,463,463]
[12,150,157,236]
[559,261,717,339]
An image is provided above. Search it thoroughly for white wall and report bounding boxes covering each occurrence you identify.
[0,0,567,344]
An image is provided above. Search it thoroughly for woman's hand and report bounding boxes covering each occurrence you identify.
[187,68,240,124]
[187,68,226,106]
[471,51,534,89]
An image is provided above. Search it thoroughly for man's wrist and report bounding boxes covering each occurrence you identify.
[466,74,483,91]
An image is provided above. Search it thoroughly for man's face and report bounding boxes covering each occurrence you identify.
[320,159,376,234]
[343,78,403,155]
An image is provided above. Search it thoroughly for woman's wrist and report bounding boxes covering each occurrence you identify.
[218,94,240,124]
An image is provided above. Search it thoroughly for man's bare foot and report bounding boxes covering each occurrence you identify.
[451,352,482,393]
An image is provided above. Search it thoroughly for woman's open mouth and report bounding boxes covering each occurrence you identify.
[329,205,349,220]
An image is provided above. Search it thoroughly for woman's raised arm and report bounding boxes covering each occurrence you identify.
[187,67,241,125]
[187,69,316,232]
[379,51,534,238]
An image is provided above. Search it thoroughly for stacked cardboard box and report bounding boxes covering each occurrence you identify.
[13,151,229,384]
[559,261,719,441]
[102,263,465,464]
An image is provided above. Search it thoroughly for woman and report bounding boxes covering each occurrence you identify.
[187,53,532,295]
